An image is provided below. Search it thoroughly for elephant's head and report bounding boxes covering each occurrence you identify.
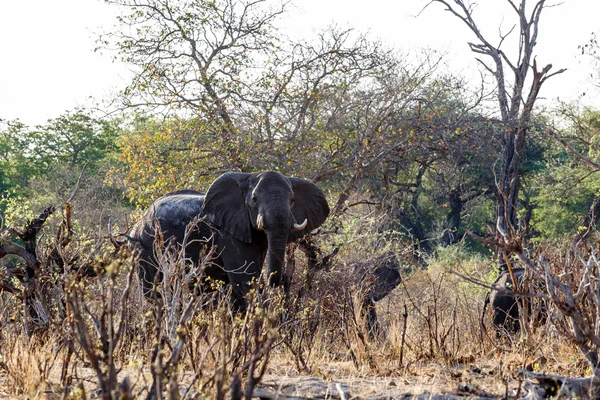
[201,171,329,286]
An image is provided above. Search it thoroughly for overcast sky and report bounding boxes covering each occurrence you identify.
[1,0,598,126]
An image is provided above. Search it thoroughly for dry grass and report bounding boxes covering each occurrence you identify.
[0,203,596,398]
[0,251,589,398]
[0,334,62,398]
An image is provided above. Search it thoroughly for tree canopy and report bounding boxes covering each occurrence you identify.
[1,0,598,257]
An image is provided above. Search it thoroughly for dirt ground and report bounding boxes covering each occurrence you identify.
[255,360,521,399]
[0,359,523,399]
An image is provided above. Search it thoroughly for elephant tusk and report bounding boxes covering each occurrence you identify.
[293,218,307,230]
[257,214,264,230]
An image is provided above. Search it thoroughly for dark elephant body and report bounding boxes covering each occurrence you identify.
[487,268,525,333]
[483,267,546,335]
[352,254,402,337]
[130,171,330,308]
[129,190,230,293]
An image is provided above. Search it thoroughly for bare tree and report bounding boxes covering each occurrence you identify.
[103,0,289,167]
[103,0,393,178]
[425,0,565,267]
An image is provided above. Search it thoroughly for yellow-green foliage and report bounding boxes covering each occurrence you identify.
[113,118,221,206]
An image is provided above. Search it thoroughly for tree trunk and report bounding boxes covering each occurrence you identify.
[496,126,526,271]
[442,189,463,246]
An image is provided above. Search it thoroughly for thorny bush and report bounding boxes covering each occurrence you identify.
[1,199,600,397]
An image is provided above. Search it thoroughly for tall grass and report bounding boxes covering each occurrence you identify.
[0,201,595,398]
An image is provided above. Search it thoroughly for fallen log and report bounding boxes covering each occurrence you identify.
[519,369,600,399]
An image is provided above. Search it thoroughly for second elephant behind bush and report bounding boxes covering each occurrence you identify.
[352,254,402,337]
[483,268,547,335]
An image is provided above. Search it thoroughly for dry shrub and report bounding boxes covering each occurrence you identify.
[0,334,60,398]
[126,225,279,399]
[64,246,139,399]
[183,287,279,398]
[384,249,490,366]
[277,248,488,375]
[517,239,600,377]
[60,217,281,399]
[0,284,21,336]
[275,225,414,374]
[0,197,281,398]
[7,192,600,397]
[269,200,428,374]
[278,263,347,372]
[274,208,498,374]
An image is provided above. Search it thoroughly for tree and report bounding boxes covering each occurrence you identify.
[0,111,119,189]
[106,0,512,263]
[102,0,290,167]
[0,111,122,226]
[354,72,499,259]
[426,0,565,268]
[113,116,221,205]
[0,120,40,197]
[542,106,600,239]
[103,0,392,202]
[30,110,120,172]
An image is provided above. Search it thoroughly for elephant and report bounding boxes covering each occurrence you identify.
[482,268,524,334]
[482,268,546,335]
[129,171,330,309]
[352,254,402,338]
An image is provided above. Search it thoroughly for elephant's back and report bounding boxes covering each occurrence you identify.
[153,191,205,222]
[164,189,205,197]
[494,267,525,288]
[133,190,206,239]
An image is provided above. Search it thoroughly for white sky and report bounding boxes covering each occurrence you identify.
[0,0,599,126]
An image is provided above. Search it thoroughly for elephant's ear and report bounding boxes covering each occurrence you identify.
[288,177,330,242]
[202,172,252,243]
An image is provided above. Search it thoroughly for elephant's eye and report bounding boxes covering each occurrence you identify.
[290,198,295,208]
[251,194,258,205]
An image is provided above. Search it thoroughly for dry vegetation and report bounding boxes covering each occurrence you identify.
[0,197,598,400]
[2,0,600,398]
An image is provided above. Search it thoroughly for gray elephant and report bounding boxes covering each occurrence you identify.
[129,171,330,309]
[482,268,546,335]
[352,254,402,337]
[482,268,524,334]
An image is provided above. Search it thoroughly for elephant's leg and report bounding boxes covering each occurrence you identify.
[138,249,161,298]
[492,306,507,328]
[219,238,265,312]
[507,296,521,332]
[363,298,380,339]
[492,294,522,336]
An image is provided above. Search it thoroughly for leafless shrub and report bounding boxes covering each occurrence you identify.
[148,215,218,343]
[276,236,407,374]
[517,244,600,376]
[277,239,347,373]
[0,205,59,334]
[8,189,600,398]
[0,195,284,399]
[475,239,600,396]
[387,262,487,365]
[0,166,117,337]
[64,246,137,399]
[182,285,279,399]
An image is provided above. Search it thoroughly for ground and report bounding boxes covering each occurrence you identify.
[0,358,529,399]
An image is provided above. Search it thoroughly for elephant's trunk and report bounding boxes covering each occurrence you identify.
[266,229,288,287]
